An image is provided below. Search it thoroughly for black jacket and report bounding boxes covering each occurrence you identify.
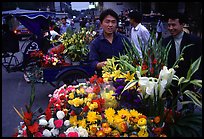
[162,32,202,80]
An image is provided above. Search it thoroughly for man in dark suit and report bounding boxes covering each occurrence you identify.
[162,12,202,111]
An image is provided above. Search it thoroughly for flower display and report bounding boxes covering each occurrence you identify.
[14,33,202,137]
[59,27,97,62]
[30,50,71,68]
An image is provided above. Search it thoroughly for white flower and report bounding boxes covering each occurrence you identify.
[78,126,88,137]
[159,66,175,87]
[64,120,70,126]
[51,128,59,136]
[146,79,157,96]
[48,118,55,128]
[43,129,52,137]
[138,77,149,94]
[56,111,65,119]
[159,79,167,98]
[39,118,48,126]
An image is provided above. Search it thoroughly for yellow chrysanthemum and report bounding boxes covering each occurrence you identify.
[105,108,115,117]
[87,111,101,124]
[77,119,87,128]
[71,97,84,107]
[69,116,77,126]
[117,109,131,120]
[113,115,124,126]
[129,109,140,118]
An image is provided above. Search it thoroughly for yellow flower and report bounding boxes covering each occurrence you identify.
[138,118,147,126]
[138,129,149,137]
[117,109,131,120]
[105,108,115,117]
[69,92,75,99]
[129,109,140,118]
[87,93,96,100]
[102,72,112,82]
[111,70,122,81]
[71,97,84,107]
[87,111,102,124]
[77,119,86,128]
[69,115,77,126]
[113,115,124,126]
[88,102,98,110]
[123,71,135,82]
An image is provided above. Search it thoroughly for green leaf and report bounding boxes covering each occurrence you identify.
[186,56,201,80]
[190,79,202,88]
[29,82,35,111]
[122,80,137,94]
[178,77,186,85]
[183,90,202,108]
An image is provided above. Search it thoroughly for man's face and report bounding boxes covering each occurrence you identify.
[167,18,184,36]
[101,15,117,34]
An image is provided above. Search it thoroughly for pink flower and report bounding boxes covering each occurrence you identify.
[85,87,93,93]
[34,132,43,137]
[67,132,79,137]
[54,119,63,128]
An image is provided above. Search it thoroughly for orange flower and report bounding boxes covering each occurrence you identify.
[153,116,160,124]
[152,127,163,136]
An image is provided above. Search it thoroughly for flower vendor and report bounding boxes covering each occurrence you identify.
[88,8,133,77]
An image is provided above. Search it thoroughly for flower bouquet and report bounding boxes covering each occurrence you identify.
[60,27,97,63]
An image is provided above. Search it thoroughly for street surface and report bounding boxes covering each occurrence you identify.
[2,40,56,137]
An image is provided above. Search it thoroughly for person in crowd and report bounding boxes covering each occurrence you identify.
[85,19,90,30]
[128,10,150,58]
[156,15,165,42]
[80,17,86,28]
[2,23,19,54]
[88,8,133,77]
[60,17,71,34]
[95,17,100,30]
[162,12,202,111]
[54,17,61,34]
[45,21,61,41]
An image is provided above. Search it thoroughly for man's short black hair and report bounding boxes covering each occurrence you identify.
[167,12,187,24]
[99,8,119,23]
[128,10,142,23]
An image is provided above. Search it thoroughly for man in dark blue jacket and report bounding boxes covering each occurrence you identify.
[88,9,132,76]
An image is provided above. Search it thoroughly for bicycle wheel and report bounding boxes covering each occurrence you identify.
[56,69,89,88]
[2,52,20,72]
[23,59,44,83]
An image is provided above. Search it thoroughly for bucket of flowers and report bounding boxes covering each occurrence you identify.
[59,27,97,65]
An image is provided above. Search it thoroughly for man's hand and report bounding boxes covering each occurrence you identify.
[96,61,107,70]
